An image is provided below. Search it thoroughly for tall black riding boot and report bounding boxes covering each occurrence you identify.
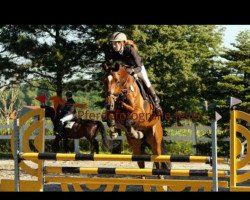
[147,86,163,116]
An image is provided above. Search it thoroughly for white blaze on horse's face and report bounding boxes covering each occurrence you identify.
[107,75,115,111]
[107,75,113,82]
[107,75,114,95]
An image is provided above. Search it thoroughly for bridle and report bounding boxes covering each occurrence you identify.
[105,70,134,110]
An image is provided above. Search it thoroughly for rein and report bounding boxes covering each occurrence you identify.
[108,72,134,101]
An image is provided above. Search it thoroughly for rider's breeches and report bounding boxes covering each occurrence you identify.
[136,65,151,88]
[60,114,74,124]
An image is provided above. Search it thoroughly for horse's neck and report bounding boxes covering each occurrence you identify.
[46,105,59,126]
[51,117,57,127]
[122,76,148,113]
[131,78,146,106]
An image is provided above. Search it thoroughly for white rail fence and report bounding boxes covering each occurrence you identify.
[0,123,229,154]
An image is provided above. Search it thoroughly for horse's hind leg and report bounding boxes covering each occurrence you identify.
[150,142,168,191]
[127,138,144,168]
[63,138,69,153]
[52,135,62,153]
[127,138,148,191]
[146,137,162,169]
[146,129,168,191]
[145,124,166,170]
[90,139,99,154]
[160,141,171,170]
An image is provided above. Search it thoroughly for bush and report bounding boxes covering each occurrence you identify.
[0,140,11,152]
[195,129,230,157]
[164,140,193,155]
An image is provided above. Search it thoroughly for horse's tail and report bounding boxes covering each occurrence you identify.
[96,121,111,151]
[161,140,172,170]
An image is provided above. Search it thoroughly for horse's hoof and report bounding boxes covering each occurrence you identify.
[166,162,172,170]
[162,186,168,191]
[158,175,168,191]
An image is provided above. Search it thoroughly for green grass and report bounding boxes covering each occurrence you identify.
[0,152,13,159]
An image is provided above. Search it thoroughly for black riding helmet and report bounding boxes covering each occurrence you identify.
[65,91,73,98]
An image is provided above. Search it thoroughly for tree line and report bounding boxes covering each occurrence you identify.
[0,25,249,128]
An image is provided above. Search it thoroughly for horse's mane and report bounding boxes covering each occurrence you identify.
[118,65,130,80]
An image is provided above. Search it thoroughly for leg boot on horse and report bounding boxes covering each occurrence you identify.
[125,119,144,139]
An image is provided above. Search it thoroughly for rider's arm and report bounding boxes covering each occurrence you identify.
[128,46,142,73]
[67,99,76,114]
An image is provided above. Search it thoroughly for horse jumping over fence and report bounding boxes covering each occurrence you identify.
[102,63,171,172]
[36,95,111,153]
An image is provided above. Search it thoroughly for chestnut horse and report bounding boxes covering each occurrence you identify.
[36,95,111,153]
[103,63,170,171]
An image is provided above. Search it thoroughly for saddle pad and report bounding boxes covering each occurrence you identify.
[65,121,75,129]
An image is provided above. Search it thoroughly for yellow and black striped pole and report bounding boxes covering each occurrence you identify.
[44,166,228,177]
[20,153,228,164]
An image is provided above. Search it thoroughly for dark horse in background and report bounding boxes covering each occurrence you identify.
[36,95,111,153]
[103,64,171,174]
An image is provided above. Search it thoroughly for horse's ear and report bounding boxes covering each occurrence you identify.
[114,62,120,71]
[102,63,110,72]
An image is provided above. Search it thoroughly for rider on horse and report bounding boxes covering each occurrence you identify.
[57,91,77,137]
[107,32,163,116]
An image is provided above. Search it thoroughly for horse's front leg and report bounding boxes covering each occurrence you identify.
[52,134,62,153]
[125,120,143,139]
[121,102,134,112]
[120,93,135,112]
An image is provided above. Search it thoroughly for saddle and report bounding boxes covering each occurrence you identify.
[134,76,154,106]
[64,121,75,129]
[61,116,78,130]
